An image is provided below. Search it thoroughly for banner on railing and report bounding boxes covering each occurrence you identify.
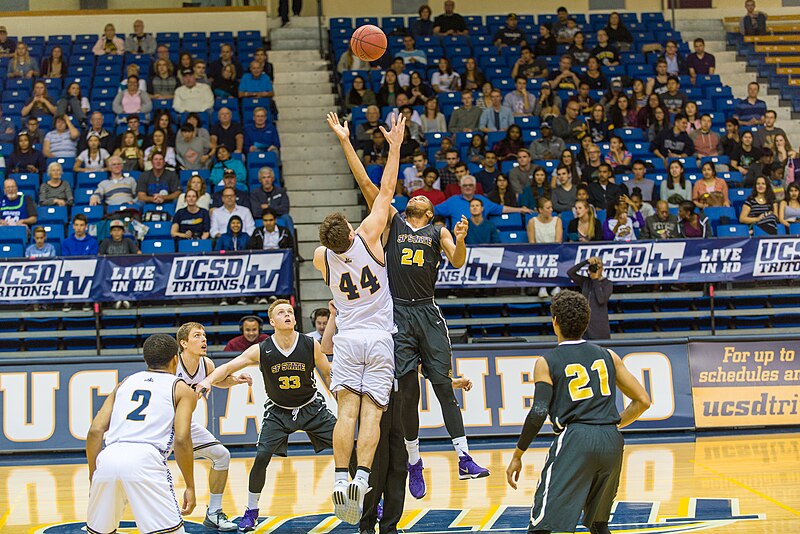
[0,341,694,452]
[688,339,800,428]
[436,237,800,288]
[0,250,294,303]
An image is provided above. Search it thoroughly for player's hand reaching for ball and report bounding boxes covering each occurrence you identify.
[181,487,196,515]
[506,454,523,489]
[326,112,350,142]
[453,215,468,241]
[380,112,406,147]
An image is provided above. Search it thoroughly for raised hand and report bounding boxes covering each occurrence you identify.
[326,111,350,142]
[379,112,406,147]
[453,215,468,241]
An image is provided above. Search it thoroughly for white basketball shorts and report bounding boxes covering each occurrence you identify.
[86,442,185,534]
[331,329,394,410]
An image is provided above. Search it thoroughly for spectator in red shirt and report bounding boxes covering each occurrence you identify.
[224,315,269,352]
[411,167,447,205]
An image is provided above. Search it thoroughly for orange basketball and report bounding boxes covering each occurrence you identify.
[350,24,387,62]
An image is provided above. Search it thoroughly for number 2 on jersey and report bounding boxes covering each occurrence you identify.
[126,389,152,421]
[338,266,381,300]
[565,359,611,402]
[400,248,425,267]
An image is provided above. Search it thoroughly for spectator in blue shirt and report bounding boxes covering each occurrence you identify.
[238,61,274,99]
[62,214,98,256]
[465,198,500,244]
[434,174,532,229]
[25,227,57,258]
[244,107,281,161]
[479,89,514,132]
[734,81,768,127]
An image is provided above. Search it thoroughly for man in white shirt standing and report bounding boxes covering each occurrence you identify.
[210,186,255,238]
[173,68,214,114]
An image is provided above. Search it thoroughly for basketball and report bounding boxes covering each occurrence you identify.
[350,24,387,62]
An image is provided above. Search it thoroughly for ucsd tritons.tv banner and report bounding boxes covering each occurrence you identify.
[435,237,800,288]
[0,250,293,304]
[688,340,800,428]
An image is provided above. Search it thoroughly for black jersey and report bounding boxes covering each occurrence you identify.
[258,333,317,408]
[385,212,442,302]
[545,340,621,433]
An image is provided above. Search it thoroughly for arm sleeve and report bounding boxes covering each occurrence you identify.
[273,190,290,215]
[516,382,553,451]
[88,238,99,255]
[567,259,590,284]
[485,198,504,216]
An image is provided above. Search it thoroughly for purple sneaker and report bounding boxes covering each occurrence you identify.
[377,498,384,520]
[237,507,259,532]
[458,453,490,480]
[407,458,427,499]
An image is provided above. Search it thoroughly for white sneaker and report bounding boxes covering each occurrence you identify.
[122,300,131,309]
[236,298,248,306]
[538,287,548,299]
[344,478,370,525]
[62,303,72,312]
[203,507,237,531]
[82,303,92,312]
[220,299,229,306]
[114,300,122,310]
[332,479,350,524]
[256,297,269,305]
[550,287,561,297]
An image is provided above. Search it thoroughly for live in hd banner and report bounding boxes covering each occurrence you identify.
[0,249,294,304]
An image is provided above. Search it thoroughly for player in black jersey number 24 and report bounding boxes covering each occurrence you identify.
[196,300,336,532]
[506,290,651,534]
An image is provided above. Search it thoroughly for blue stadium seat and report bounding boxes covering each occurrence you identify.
[489,213,524,230]
[754,225,786,237]
[498,230,527,243]
[141,239,176,254]
[73,205,104,223]
[143,203,175,217]
[789,222,800,236]
[144,221,173,238]
[248,151,278,169]
[77,172,108,188]
[717,224,748,237]
[37,206,68,224]
[178,239,212,253]
[36,224,66,244]
[0,226,27,246]
[0,243,24,258]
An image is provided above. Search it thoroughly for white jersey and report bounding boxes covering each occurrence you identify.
[104,370,181,460]
[176,354,208,387]
[326,234,395,333]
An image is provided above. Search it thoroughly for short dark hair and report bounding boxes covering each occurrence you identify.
[726,117,739,127]
[667,75,680,84]
[694,37,705,45]
[445,148,459,156]
[632,159,646,168]
[143,333,179,369]
[320,212,352,254]
[312,307,331,320]
[515,75,527,83]
[180,123,195,133]
[73,214,88,224]
[455,162,468,171]
[550,290,590,339]
[469,197,483,206]
[674,113,687,122]
[598,163,613,173]
[262,207,278,219]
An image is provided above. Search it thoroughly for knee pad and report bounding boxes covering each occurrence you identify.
[196,443,230,471]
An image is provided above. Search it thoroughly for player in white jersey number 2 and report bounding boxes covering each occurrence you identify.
[175,322,253,531]
[86,334,197,534]
[313,112,406,524]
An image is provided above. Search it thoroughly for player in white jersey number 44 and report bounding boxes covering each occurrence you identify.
[313,112,406,525]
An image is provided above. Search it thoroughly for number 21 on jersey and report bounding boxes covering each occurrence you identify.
[339,265,380,300]
[566,359,611,401]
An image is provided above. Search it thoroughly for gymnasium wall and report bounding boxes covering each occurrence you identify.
[1,335,797,453]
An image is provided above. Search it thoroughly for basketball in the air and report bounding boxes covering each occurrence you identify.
[350,24,387,62]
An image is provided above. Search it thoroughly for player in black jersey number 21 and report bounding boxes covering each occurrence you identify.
[506,290,651,534]
[196,300,336,532]
[327,111,489,501]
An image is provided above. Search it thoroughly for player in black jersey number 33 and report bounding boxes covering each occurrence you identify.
[196,300,336,532]
[505,290,651,534]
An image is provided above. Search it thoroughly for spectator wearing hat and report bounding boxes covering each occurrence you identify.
[210,145,247,189]
[93,23,125,56]
[212,169,252,212]
[173,68,214,114]
[551,7,574,44]
[99,220,140,256]
[238,60,274,99]
[251,167,290,219]
[0,26,17,58]
[493,13,527,49]
[534,81,563,120]
[529,121,566,160]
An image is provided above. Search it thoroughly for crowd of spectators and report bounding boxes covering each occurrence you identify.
[0,20,294,266]
[336,1,798,246]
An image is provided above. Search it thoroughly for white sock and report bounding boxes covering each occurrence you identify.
[247,491,260,510]
[355,467,371,484]
[209,493,223,513]
[452,436,469,457]
[335,470,349,483]
[405,438,421,464]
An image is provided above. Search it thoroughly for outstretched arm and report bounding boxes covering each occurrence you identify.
[204,357,253,390]
[358,113,406,248]
[195,344,261,396]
